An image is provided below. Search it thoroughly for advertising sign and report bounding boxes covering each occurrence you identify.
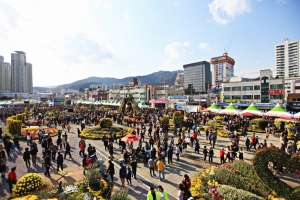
[269,90,282,95]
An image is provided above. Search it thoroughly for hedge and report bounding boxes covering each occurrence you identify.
[253,147,300,200]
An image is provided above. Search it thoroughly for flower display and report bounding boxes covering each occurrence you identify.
[87,179,109,200]
[80,126,132,140]
[13,173,44,197]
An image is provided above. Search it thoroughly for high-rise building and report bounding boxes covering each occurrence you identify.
[3,62,11,92]
[0,56,4,92]
[0,56,11,92]
[275,38,300,78]
[210,52,235,86]
[11,51,33,93]
[183,61,211,96]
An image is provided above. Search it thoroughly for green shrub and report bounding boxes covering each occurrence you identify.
[100,118,113,128]
[110,126,122,132]
[161,116,169,125]
[217,185,264,200]
[85,166,102,190]
[173,111,184,125]
[111,189,131,200]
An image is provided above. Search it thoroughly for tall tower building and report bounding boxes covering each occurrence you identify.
[275,38,300,78]
[3,62,11,92]
[210,53,235,86]
[0,56,4,92]
[11,51,33,93]
[183,61,211,96]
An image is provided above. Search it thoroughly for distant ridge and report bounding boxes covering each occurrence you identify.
[33,70,183,92]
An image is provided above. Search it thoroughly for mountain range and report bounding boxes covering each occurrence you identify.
[33,70,183,92]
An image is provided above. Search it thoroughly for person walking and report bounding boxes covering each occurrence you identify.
[131,159,137,179]
[107,160,115,182]
[157,185,169,200]
[30,145,38,165]
[64,142,72,159]
[44,153,51,178]
[57,151,64,171]
[238,148,244,161]
[148,156,156,177]
[220,147,225,164]
[51,143,58,161]
[119,162,127,188]
[7,166,17,193]
[23,147,31,168]
[82,154,87,175]
[156,158,166,181]
[126,166,132,185]
[13,135,20,150]
[175,144,181,161]
[203,146,208,162]
[167,146,173,164]
[0,153,7,178]
[208,147,214,163]
[194,140,200,154]
[245,137,250,151]
[147,186,159,200]
[108,142,114,159]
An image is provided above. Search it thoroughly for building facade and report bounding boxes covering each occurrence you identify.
[183,61,211,96]
[275,38,300,78]
[3,62,11,92]
[210,53,235,86]
[0,56,4,92]
[11,51,33,93]
[284,77,300,98]
[222,69,285,104]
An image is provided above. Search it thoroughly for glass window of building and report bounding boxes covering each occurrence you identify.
[270,84,283,89]
[223,95,230,99]
[242,86,253,91]
[231,95,241,99]
[231,87,241,91]
[242,95,253,99]
[254,95,260,99]
[254,85,260,90]
[270,95,283,99]
[224,87,231,91]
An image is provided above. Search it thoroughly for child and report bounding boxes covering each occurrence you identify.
[203,146,208,162]
[238,148,244,161]
[126,167,132,185]
[11,143,16,155]
[266,131,269,140]
[208,147,214,163]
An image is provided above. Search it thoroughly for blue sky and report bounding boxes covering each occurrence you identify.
[0,0,299,87]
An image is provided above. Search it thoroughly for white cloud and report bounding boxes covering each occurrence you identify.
[164,42,190,58]
[276,0,287,4]
[199,42,212,51]
[173,2,181,7]
[130,66,136,69]
[208,0,252,24]
[160,60,183,71]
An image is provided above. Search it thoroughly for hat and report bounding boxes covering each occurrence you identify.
[221,147,224,150]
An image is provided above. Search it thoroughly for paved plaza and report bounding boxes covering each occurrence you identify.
[1,121,300,199]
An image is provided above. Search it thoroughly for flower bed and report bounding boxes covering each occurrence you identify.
[13,173,44,197]
[21,127,59,139]
[80,126,133,140]
[190,160,287,200]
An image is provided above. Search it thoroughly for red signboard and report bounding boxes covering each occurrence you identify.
[269,89,282,95]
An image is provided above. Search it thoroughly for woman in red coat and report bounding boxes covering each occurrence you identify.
[182,174,191,190]
[7,166,17,193]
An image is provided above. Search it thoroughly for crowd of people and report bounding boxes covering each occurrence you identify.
[0,104,300,199]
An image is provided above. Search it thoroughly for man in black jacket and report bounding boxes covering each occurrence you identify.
[30,146,38,165]
[44,153,51,178]
[119,162,126,188]
[23,148,31,167]
[64,142,72,159]
[57,151,64,171]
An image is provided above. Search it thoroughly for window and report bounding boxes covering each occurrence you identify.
[242,95,253,99]
[270,84,283,89]
[224,87,230,91]
[270,95,283,99]
[223,95,230,99]
[254,85,260,90]
[254,95,260,99]
[231,95,241,99]
[295,86,300,90]
[232,87,241,91]
[242,86,253,91]
[292,98,300,101]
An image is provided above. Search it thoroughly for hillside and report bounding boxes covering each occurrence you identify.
[33,70,182,92]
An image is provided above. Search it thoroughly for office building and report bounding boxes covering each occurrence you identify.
[11,51,33,93]
[183,61,211,96]
[0,56,12,92]
[0,56,4,92]
[222,69,284,104]
[275,38,300,78]
[210,52,235,86]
